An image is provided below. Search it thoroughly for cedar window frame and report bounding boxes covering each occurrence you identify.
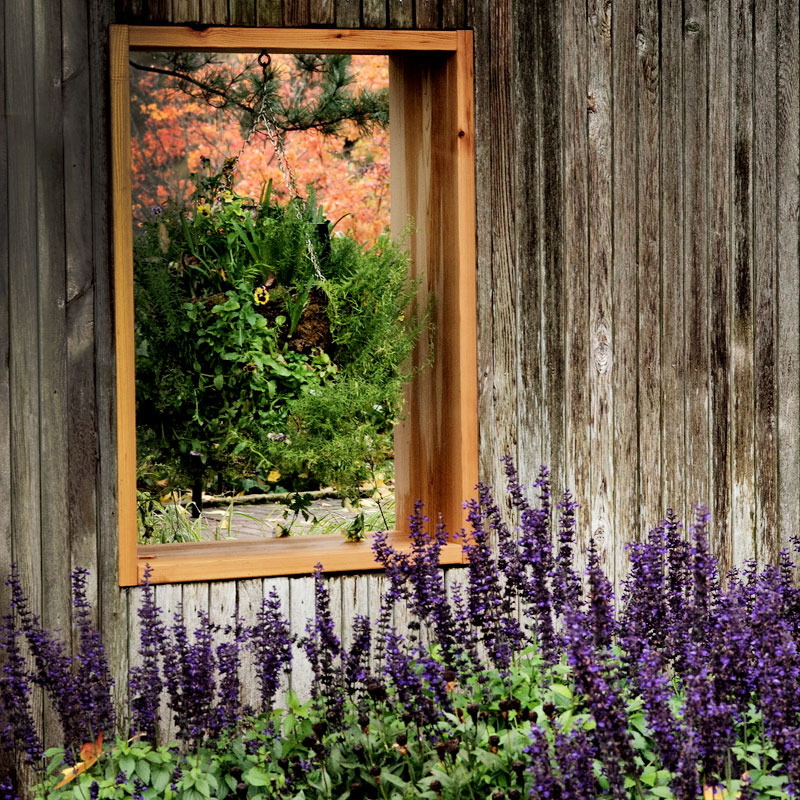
[111,25,477,587]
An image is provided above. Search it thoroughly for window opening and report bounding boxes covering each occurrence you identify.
[112,26,478,586]
[130,49,407,547]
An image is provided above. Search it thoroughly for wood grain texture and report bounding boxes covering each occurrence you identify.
[440,0,462,28]
[707,0,732,573]
[636,0,661,532]
[7,0,43,758]
[415,0,438,28]
[361,0,387,27]
[753,0,778,562]
[388,0,412,28]
[659,0,686,528]
[513,0,543,491]
[172,0,201,22]
[612,0,638,562]
[335,0,360,27]
[776,0,800,552]
[236,579,263,711]
[732,0,757,562]
[587,0,614,577]
[228,0,257,25]
[284,0,310,24]
[561,0,591,563]
[537,0,565,494]
[683,0,710,530]
[89,0,127,729]
[64,0,100,606]
[0,4,12,784]
[256,0,282,25]
[110,25,139,587]
[127,26,459,52]
[309,0,334,24]
[288,576,314,701]
[201,0,229,23]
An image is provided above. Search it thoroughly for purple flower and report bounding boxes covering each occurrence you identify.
[129,564,165,742]
[249,589,293,713]
[526,726,561,799]
[71,568,115,737]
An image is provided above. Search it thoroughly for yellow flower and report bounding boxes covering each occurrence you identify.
[253,286,270,305]
[243,362,258,373]
[267,469,281,482]
[197,202,211,217]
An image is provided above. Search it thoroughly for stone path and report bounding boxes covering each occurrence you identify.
[198,492,394,540]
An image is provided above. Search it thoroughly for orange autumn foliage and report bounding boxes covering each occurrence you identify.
[130,54,389,244]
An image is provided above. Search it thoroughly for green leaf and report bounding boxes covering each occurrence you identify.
[244,767,270,787]
[119,756,136,778]
[649,786,675,798]
[136,759,151,785]
[213,374,224,390]
[550,683,573,707]
[152,769,171,794]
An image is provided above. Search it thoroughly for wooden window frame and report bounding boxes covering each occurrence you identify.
[111,25,477,586]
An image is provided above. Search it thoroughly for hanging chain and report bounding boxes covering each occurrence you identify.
[235,51,324,283]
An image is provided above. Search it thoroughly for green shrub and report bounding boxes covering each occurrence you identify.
[134,170,426,503]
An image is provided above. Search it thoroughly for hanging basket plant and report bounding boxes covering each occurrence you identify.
[133,165,427,504]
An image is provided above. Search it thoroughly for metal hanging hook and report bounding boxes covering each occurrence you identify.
[257,50,271,80]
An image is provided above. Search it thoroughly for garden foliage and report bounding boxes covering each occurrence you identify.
[134,167,424,504]
[5,462,800,798]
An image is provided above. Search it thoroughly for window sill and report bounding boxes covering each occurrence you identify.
[136,531,466,585]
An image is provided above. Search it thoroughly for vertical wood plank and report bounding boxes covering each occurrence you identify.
[172,0,201,22]
[147,0,173,22]
[209,581,238,712]
[63,0,99,601]
[263,577,291,707]
[415,0,438,29]
[288,575,315,702]
[90,0,127,731]
[201,0,229,24]
[475,0,518,506]
[228,0,257,25]
[587,0,614,576]
[660,0,685,528]
[182,582,210,637]
[776,0,800,552]
[708,0,732,571]
[753,0,778,562]
[35,0,71,721]
[7,0,43,755]
[284,0,311,25]
[512,0,542,498]
[537,0,565,496]
[236,578,263,712]
[256,0,283,24]
[0,0,12,619]
[731,0,756,562]
[155,583,182,744]
[340,574,370,653]
[612,0,638,558]
[636,0,662,532]
[335,0,361,27]
[327,575,344,647]
[362,0,386,27]
[683,0,710,527]
[310,0,335,24]
[388,0,413,28]
[441,0,463,28]
[127,586,146,730]
[562,0,590,558]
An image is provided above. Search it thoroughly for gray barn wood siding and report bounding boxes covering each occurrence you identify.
[2,0,800,761]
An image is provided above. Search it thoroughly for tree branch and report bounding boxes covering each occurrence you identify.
[129,60,256,116]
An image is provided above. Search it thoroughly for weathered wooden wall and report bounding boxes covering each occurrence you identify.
[2,0,800,764]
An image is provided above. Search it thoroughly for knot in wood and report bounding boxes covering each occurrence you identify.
[636,30,647,55]
[684,18,701,33]
[592,326,612,374]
